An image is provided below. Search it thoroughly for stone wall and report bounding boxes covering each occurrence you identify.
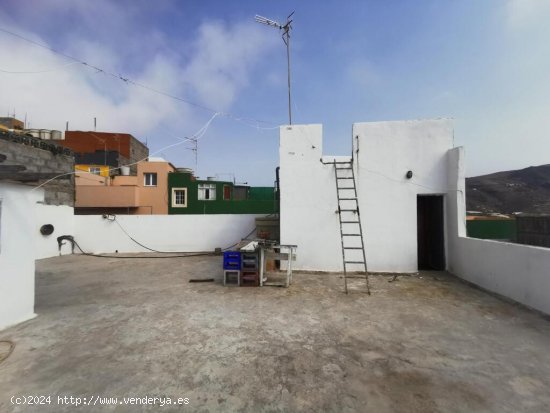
[0,132,75,206]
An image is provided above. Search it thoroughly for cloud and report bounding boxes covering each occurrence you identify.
[505,0,550,29]
[183,20,278,110]
[0,2,276,146]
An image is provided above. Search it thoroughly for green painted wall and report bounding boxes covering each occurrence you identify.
[467,219,517,242]
[249,187,275,200]
[168,172,278,215]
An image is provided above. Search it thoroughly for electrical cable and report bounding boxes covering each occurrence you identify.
[71,221,259,259]
[71,237,215,259]
[31,112,219,191]
[114,214,257,254]
[113,219,163,253]
[0,26,278,127]
[0,61,80,74]
[357,165,465,195]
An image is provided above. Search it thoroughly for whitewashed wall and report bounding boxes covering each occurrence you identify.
[0,183,42,330]
[279,125,344,271]
[449,237,550,315]
[35,204,75,259]
[446,146,550,315]
[280,120,456,272]
[74,214,262,254]
[353,120,454,272]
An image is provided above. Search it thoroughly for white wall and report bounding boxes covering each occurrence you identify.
[35,204,75,259]
[449,237,550,315]
[279,125,345,271]
[446,146,550,315]
[74,214,263,254]
[353,120,454,272]
[280,120,456,272]
[0,183,42,330]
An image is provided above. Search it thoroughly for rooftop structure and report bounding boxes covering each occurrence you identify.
[0,129,74,206]
[75,158,176,215]
[1,118,549,413]
[58,131,149,175]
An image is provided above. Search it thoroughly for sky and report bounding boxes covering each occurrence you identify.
[0,0,549,184]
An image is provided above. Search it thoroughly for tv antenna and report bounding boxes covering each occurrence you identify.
[185,137,198,173]
[255,11,294,125]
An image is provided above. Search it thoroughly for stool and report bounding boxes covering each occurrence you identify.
[224,270,240,286]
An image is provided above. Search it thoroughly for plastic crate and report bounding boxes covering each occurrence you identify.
[241,252,258,270]
[223,251,241,261]
[223,260,241,270]
[223,270,240,286]
[240,270,259,287]
[223,251,241,270]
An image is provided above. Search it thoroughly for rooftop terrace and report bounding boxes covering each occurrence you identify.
[1,255,549,412]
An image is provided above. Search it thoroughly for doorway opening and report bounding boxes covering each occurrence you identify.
[417,195,445,270]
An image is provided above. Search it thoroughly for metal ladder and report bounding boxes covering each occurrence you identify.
[333,160,370,294]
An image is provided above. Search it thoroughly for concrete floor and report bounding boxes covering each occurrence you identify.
[1,255,550,413]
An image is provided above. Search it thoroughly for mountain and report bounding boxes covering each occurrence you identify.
[466,164,550,214]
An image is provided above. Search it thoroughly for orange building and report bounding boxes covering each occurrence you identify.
[75,157,176,215]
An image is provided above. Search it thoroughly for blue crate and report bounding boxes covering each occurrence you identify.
[223,260,241,270]
[223,251,241,270]
[223,251,241,261]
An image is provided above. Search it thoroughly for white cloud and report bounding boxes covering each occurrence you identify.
[183,20,278,110]
[0,4,276,148]
[505,0,550,28]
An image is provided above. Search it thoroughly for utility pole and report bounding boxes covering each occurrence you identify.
[255,12,294,125]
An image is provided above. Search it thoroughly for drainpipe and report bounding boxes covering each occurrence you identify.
[275,166,280,209]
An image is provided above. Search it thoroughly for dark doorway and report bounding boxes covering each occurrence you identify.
[417,195,446,270]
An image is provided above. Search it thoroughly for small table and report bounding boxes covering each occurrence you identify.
[258,243,297,287]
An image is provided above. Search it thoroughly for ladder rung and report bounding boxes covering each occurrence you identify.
[337,177,354,180]
[342,234,361,236]
[331,161,352,164]
[341,220,359,223]
[340,209,357,212]
[335,167,352,170]
[345,261,365,264]
[338,197,357,200]
[343,247,363,249]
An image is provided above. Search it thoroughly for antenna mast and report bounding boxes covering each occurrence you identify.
[185,137,198,174]
[255,11,294,125]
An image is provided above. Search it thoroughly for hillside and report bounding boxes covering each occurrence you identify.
[466,164,550,214]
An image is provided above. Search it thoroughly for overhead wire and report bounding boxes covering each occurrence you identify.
[31,112,219,191]
[0,61,80,74]
[0,26,283,191]
[0,26,279,127]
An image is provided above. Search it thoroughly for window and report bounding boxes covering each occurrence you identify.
[172,188,187,208]
[144,173,157,186]
[89,167,101,175]
[198,183,216,200]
